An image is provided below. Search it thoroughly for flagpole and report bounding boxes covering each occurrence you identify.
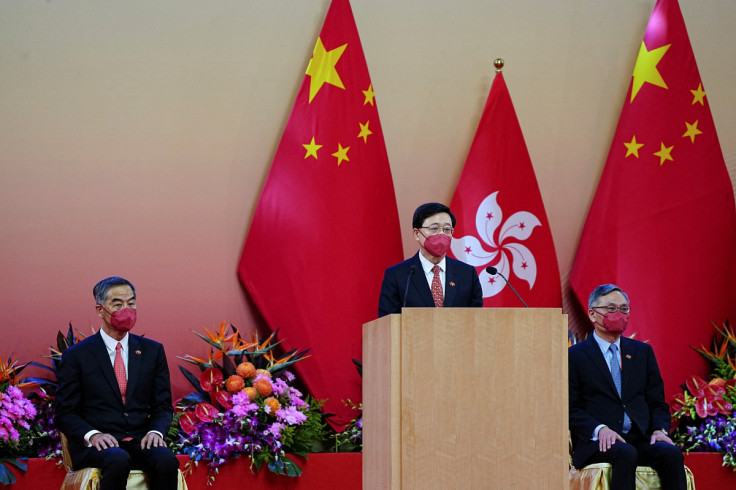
[494,58,504,72]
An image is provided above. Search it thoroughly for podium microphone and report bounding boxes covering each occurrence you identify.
[402,266,416,308]
[485,266,529,308]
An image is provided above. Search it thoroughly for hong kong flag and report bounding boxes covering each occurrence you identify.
[238,0,403,428]
[449,66,562,308]
[570,0,736,400]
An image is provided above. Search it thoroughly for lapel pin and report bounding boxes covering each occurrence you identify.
[625,354,631,359]
[450,282,456,287]
[135,350,142,355]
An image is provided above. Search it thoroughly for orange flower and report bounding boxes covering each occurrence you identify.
[253,378,273,397]
[236,362,256,379]
[264,397,280,414]
[225,375,245,393]
[255,369,272,379]
[244,386,258,401]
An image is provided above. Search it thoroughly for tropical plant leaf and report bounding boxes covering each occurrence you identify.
[2,458,27,471]
[56,330,67,353]
[281,457,303,477]
[178,365,207,396]
[177,391,209,407]
[23,376,57,387]
[352,358,363,377]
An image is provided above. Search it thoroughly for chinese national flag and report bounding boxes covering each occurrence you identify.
[449,70,562,308]
[238,0,403,428]
[570,0,736,400]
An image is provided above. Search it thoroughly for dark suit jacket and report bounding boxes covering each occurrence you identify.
[377,252,484,317]
[568,334,672,468]
[55,331,174,467]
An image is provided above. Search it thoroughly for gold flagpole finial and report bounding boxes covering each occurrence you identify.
[493,58,504,73]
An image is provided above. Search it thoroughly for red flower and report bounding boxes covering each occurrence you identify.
[670,391,687,412]
[685,375,708,398]
[213,389,233,410]
[195,402,218,423]
[199,367,223,392]
[179,411,198,434]
[680,374,733,418]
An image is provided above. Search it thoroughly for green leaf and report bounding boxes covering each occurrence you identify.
[281,457,303,477]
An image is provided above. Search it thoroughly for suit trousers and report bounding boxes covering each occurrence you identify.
[584,428,687,490]
[75,438,179,490]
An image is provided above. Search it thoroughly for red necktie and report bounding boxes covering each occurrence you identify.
[114,342,127,404]
[431,265,444,307]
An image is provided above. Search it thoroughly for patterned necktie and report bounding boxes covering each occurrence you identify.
[431,265,444,307]
[608,343,631,433]
[114,342,127,404]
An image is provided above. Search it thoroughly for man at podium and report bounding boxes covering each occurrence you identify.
[377,202,483,317]
[568,284,687,490]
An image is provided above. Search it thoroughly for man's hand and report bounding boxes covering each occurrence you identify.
[650,429,674,445]
[598,426,626,452]
[90,433,119,451]
[141,432,166,450]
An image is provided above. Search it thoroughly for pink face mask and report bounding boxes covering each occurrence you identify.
[420,232,452,258]
[101,306,137,332]
[598,310,629,334]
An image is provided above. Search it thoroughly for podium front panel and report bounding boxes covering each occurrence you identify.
[364,308,568,490]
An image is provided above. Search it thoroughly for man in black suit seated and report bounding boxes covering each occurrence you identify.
[56,276,179,490]
[569,283,687,490]
[378,202,483,317]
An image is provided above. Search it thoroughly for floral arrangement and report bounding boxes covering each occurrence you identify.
[0,355,37,486]
[332,359,363,453]
[0,323,87,487]
[333,399,362,452]
[26,324,89,457]
[671,320,736,469]
[172,322,329,481]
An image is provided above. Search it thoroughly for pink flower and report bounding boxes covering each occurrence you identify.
[276,406,307,425]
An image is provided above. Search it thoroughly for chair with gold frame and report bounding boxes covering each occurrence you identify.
[59,433,188,490]
[568,436,696,490]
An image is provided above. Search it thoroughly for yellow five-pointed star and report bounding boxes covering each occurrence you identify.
[691,83,706,105]
[630,42,670,103]
[654,142,674,166]
[303,137,322,159]
[624,135,644,158]
[363,84,375,106]
[332,143,350,166]
[682,120,702,143]
[306,37,347,103]
[358,121,372,143]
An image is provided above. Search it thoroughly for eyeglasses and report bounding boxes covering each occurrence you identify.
[592,305,631,314]
[420,225,454,235]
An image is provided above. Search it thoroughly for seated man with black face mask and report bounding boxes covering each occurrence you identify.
[56,276,180,490]
[568,283,687,490]
[377,202,483,317]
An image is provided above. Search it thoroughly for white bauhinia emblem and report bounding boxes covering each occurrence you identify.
[451,191,541,298]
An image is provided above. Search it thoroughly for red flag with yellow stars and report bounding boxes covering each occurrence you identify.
[449,67,562,308]
[570,0,736,400]
[238,0,402,429]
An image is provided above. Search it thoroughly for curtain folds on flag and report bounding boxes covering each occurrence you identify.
[570,0,736,400]
[238,0,403,428]
[449,68,561,308]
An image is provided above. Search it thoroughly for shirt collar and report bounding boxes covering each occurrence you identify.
[100,327,129,352]
[592,330,620,355]
[418,252,446,275]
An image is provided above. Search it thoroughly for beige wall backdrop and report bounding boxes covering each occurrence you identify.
[1,0,734,397]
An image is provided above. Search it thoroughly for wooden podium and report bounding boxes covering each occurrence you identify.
[363,308,568,489]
